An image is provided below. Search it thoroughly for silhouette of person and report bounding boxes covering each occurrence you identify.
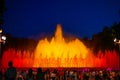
[36,68,44,80]
[44,69,50,80]
[5,61,17,80]
[0,70,3,80]
[26,68,34,80]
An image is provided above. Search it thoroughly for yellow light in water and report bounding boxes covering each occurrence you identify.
[34,24,88,67]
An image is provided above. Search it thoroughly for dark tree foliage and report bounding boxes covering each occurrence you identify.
[111,22,120,52]
[0,0,6,26]
[3,33,38,52]
[111,22,120,39]
[82,37,92,48]
[90,22,120,54]
[0,0,6,58]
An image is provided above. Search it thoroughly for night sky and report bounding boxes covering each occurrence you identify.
[3,0,120,39]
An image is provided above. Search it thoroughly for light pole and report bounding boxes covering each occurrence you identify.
[0,28,2,57]
[0,28,6,57]
[114,38,120,69]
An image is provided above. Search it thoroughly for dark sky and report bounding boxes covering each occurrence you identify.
[3,0,120,39]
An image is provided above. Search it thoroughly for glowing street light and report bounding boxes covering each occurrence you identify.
[114,38,117,42]
[0,28,2,58]
[114,38,120,45]
[2,36,6,41]
[1,35,6,43]
[0,28,6,58]
[0,28,2,33]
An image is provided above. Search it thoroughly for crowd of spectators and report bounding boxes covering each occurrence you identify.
[0,61,120,80]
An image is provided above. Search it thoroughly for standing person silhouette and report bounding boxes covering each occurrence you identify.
[5,61,17,80]
[26,68,34,80]
[36,68,44,80]
[0,70,3,80]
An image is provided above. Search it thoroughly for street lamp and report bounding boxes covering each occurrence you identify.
[0,28,2,57]
[114,38,120,47]
[0,28,6,57]
[114,38,120,69]
[0,29,2,33]
[1,35,6,43]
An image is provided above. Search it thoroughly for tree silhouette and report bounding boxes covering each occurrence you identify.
[4,33,38,52]
[92,26,115,54]
[0,0,6,27]
[111,22,120,39]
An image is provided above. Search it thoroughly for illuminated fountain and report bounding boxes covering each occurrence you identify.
[34,24,88,67]
[1,24,119,68]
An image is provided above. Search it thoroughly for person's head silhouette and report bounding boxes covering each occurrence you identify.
[8,61,13,67]
[37,68,42,73]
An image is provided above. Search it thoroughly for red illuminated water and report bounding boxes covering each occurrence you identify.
[1,49,119,68]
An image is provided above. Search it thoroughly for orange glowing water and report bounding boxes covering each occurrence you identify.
[34,24,88,67]
[1,24,119,68]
